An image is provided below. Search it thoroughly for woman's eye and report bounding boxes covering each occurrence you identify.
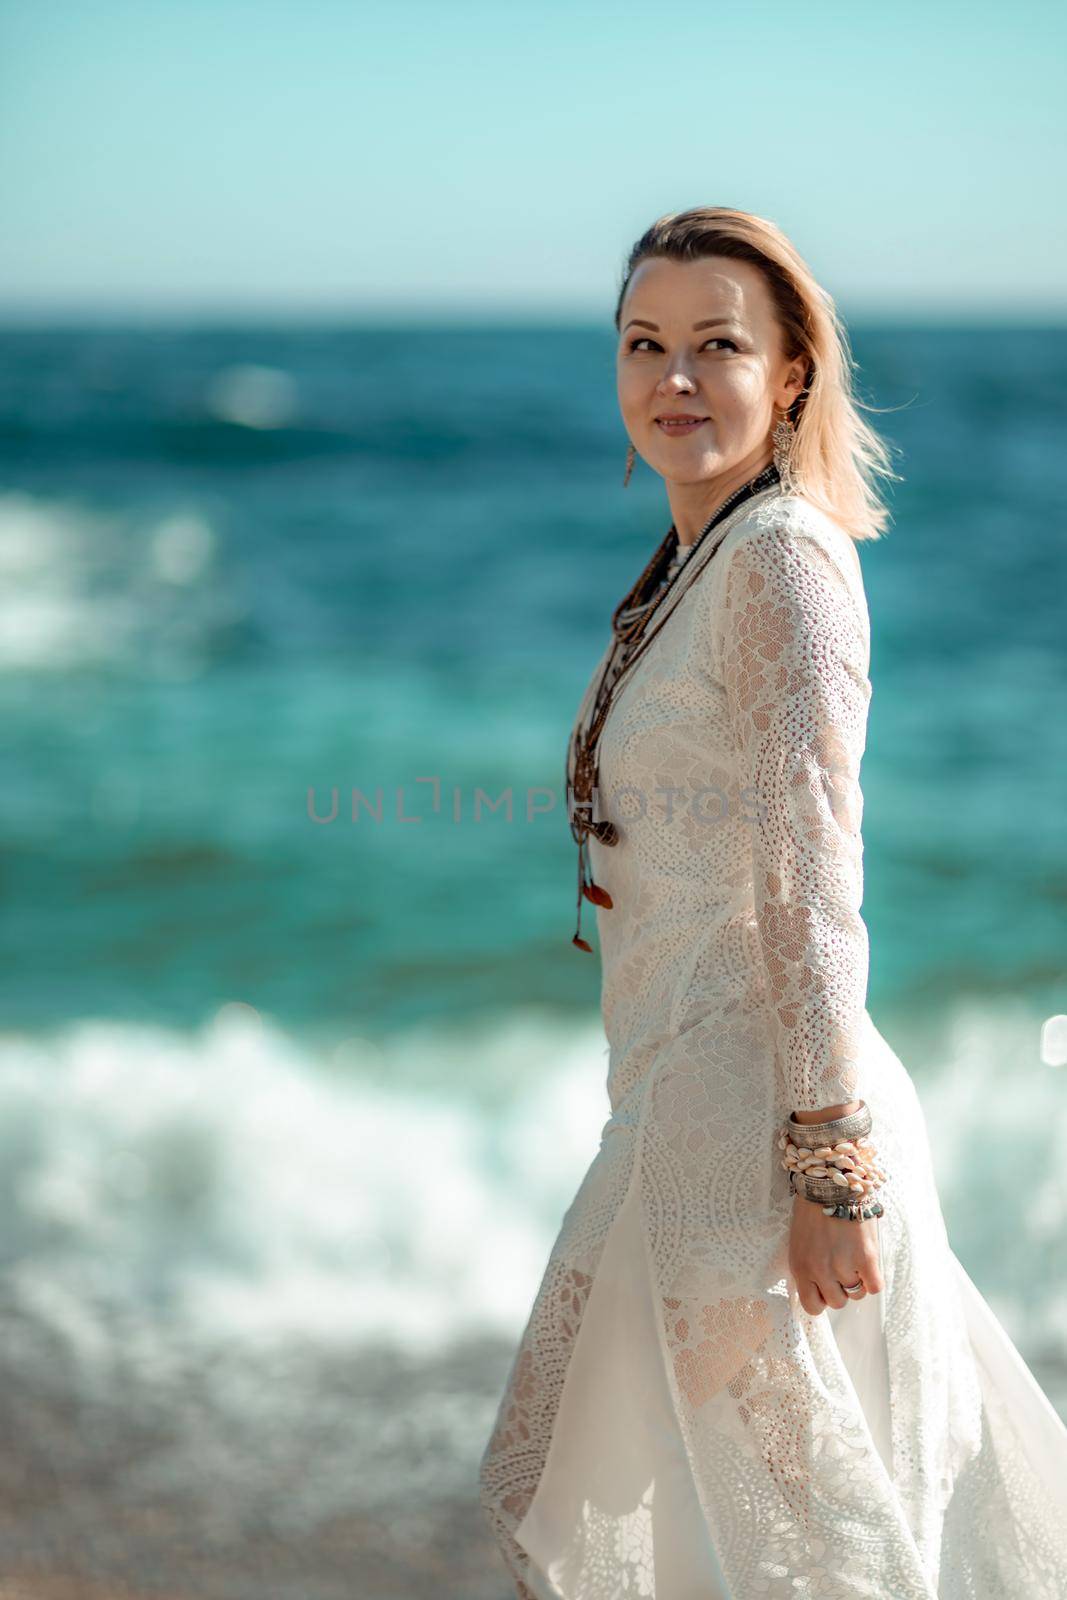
[627,337,737,353]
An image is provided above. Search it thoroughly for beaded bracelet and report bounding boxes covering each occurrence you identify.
[777,1100,887,1221]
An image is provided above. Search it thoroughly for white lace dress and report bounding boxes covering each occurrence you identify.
[479,485,1067,1599]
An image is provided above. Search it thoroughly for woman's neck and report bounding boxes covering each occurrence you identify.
[673,452,775,546]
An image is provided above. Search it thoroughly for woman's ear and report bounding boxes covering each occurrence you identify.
[777,355,808,411]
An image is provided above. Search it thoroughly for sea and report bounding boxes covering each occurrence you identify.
[0,319,1065,1596]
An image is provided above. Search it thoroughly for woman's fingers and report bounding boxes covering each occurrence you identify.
[819,1278,853,1311]
[795,1258,884,1314]
[853,1251,885,1296]
[798,1280,829,1316]
[825,1252,884,1307]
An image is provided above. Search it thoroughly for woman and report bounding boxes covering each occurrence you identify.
[479,207,1067,1598]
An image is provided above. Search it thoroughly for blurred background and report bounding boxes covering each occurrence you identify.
[1,2,1066,1596]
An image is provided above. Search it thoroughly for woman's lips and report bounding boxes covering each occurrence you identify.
[655,417,709,436]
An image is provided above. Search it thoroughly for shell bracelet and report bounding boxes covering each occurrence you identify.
[777,1100,887,1221]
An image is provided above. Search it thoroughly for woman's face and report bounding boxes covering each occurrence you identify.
[616,255,806,488]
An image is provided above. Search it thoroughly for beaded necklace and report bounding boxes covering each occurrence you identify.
[566,461,781,951]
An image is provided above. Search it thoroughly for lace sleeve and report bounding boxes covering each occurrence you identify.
[719,518,873,1115]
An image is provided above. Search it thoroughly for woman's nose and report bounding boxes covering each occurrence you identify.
[658,371,697,393]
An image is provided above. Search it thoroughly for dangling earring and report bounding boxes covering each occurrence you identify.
[772,407,800,494]
[622,441,636,488]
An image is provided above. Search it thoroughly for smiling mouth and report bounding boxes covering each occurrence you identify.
[656,416,709,431]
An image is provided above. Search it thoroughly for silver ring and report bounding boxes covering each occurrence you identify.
[842,1282,864,1296]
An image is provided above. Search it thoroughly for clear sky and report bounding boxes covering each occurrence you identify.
[1,0,1064,323]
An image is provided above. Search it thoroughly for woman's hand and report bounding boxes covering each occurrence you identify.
[788,1191,884,1314]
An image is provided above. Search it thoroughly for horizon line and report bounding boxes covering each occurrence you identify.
[0,300,1066,331]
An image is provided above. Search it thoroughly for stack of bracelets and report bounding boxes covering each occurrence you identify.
[778,1100,886,1221]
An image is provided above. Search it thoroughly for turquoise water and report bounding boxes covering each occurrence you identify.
[0,322,1065,1363]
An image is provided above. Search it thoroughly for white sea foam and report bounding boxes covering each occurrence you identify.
[0,996,1063,1363]
[0,1002,610,1360]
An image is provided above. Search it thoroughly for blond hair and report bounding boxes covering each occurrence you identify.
[614,206,901,542]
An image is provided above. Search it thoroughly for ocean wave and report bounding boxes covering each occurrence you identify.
[0,995,1064,1364]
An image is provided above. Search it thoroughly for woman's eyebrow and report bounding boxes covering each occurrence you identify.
[622,317,743,334]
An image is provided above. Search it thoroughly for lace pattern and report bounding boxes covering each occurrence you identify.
[718,519,871,1112]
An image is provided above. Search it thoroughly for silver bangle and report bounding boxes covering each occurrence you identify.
[789,1168,885,1220]
[787,1102,872,1149]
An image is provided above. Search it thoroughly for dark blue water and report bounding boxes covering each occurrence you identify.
[2,323,1065,1039]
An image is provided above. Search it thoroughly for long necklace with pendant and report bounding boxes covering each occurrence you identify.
[566,462,780,951]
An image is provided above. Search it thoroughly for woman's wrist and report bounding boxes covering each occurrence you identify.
[791,1101,863,1125]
